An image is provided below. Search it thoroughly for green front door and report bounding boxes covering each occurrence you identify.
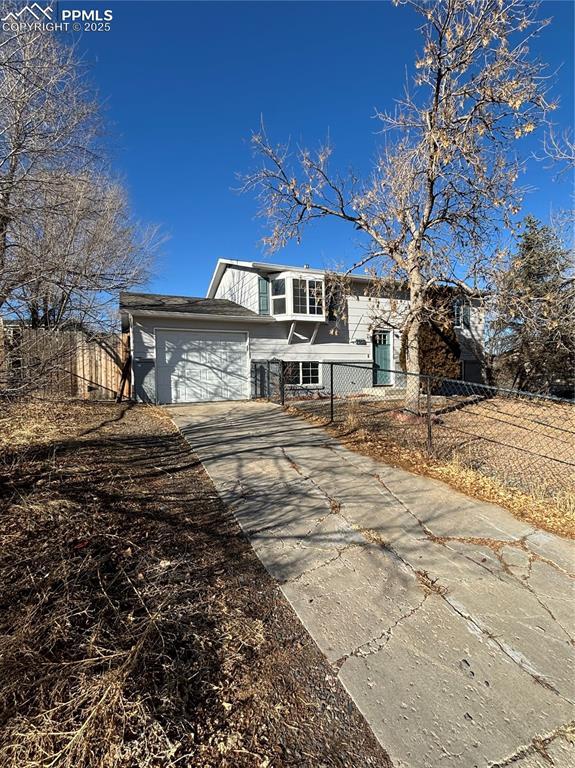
[373,331,392,385]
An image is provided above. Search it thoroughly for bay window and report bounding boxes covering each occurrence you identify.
[267,273,325,317]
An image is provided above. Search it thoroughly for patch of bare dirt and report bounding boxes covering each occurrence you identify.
[0,400,391,768]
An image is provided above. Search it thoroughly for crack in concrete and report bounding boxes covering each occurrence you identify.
[444,535,574,581]
[524,534,575,580]
[332,593,429,671]
[281,542,360,585]
[350,509,573,704]
[186,408,575,768]
[425,536,575,646]
[443,595,574,706]
[421,535,575,647]
[279,447,343,538]
[281,441,574,706]
[346,519,569,703]
[497,549,575,647]
[327,446,573,573]
[488,720,575,767]
[327,450,575,648]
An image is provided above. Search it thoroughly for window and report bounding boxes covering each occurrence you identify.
[271,278,286,314]
[301,361,320,384]
[258,276,269,315]
[454,299,471,329]
[284,361,320,386]
[308,280,323,315]
[292,278,323,315]
[293,279,307,313]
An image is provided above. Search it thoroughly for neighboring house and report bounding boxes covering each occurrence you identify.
[120,258,484,404]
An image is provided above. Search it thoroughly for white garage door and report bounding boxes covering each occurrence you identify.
[155,330,248,404]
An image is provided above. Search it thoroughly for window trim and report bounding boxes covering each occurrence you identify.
[284,361,322,387]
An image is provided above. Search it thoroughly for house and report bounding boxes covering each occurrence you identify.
[120,258,484,404]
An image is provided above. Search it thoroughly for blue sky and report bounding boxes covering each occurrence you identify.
[72,1,574,297]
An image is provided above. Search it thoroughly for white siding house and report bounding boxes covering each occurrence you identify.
[121,258,485,404]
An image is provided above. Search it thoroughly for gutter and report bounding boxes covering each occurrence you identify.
[125,309,274,323]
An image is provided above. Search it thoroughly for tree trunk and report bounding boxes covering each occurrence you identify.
[0,211,9,311]
[404,248,424,412]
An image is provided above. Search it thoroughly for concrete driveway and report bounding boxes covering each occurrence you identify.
[170,401,575,768]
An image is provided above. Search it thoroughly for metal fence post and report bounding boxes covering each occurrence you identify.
[279,361,285,406]
[330,362,334,422]
[266,360,271,399]
[426,375,433,455]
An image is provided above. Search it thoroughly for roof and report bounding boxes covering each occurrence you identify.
[206,259,484,300]
[119,291,261,318]
[206,258,367,298]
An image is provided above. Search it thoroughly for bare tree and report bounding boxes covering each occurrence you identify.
[0,15,162,396]
[242,0,552,407]
[541,128,575,171]
[4,172,159,330]
[0,170,161,397]
[0,9,100,308]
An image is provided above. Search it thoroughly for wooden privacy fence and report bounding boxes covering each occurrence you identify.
[0,326,130,400]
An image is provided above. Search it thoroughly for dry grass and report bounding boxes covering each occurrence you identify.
[286,398,575,540]
[0,398,87,449]
[0,399,389,768]
[428,459,575,540]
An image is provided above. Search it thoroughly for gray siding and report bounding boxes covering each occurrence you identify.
[214,266,261,313]
[323,362,373,396]
[250,360,375,400]
[131,314,379,365]
[456,300,485,363]
[130,304,406,402]
[133,359,156,403]
[212,266,484,362]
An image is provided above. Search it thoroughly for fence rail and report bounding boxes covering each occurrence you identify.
[254,360,574,496]
[0,327,130,401]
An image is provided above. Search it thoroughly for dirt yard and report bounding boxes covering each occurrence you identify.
[287,394,575,539]
[0,400,391,768]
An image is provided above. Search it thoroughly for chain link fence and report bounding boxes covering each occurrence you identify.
[252,360,575,496]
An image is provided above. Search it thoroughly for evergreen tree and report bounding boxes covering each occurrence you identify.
[492,216,574,395]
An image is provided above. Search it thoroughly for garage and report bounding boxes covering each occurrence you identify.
[155,329,249,404]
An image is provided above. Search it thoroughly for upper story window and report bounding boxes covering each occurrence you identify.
[271,278,286,314]
[258,276,269,315]
[292,278,323,316]
[266,273,326,317]
[454,299,471,330]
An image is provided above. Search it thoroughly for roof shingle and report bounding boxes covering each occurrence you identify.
[119,291,260,318]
